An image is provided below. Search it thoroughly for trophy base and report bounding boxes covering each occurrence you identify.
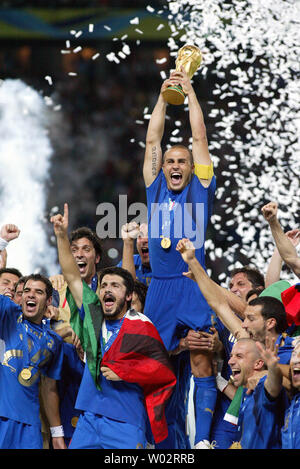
[162,85,186,105]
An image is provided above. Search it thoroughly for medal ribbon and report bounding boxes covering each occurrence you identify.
[19,317,49,372]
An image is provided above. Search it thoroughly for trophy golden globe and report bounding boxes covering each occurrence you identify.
[162,45,202,105]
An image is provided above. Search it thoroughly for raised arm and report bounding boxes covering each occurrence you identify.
[256,337,283,399]
[50,203,83,308]
[176,239,246,339]
[120,222,140,281]
[174,68,213,186]
[143,77,178,187]
[262,202,300,278]
[265,230,300,287]
[0,224,20,269]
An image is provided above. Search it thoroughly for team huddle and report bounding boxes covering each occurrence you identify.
[0,69,299,449]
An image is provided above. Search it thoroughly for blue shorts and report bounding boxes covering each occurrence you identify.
[68,412,147,449]
[144,276,216,351]
[0,416,43,449]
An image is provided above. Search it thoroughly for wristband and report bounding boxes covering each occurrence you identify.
[216,374,229,393]
[50,425,64,438]
[0,237,8,251]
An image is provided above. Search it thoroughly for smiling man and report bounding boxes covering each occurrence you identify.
[227,337,287,449]
[0,272,65,449]
[0,268,22,301]
[51,226,103,333]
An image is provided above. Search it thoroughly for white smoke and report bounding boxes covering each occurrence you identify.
[0,79,58,276]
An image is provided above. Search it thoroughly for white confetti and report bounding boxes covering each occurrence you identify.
[130,17,139,25]
[44,75,52,85]
[156,57,167,64]
[164,0,300,278]
[89,24,94,33]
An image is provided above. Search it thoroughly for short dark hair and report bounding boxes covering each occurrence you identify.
[99,267,134,308]
[163,145,194,165]
[248,296,287,333]
[14,276,27,292]
[133,280,148,313]
[0,267,22,279]
[230,267,265,290]
[70,227,102,266]
[23,274,53,300]
[246,288,264,302]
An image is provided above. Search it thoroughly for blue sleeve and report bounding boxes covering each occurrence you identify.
[62,342,84,377]
[0,295,21,336]
[44,334,64,381]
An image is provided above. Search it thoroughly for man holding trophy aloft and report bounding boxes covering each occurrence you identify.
[143,45,217,449]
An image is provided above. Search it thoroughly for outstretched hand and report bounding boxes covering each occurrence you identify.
[50,203,69,238]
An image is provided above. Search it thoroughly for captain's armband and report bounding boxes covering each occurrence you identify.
[194,162,214,180]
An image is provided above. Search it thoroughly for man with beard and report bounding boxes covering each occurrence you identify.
[50,203,176,449]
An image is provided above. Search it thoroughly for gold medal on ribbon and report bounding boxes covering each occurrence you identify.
[229,441,242,449]
[20,368,32,380]
[161,237,171,249]
[71,416,79,428]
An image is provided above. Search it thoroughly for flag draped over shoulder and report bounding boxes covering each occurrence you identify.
[66,281,103,391]
[102,309,177,443]
[66,282,177,444]
[281,284,300,326]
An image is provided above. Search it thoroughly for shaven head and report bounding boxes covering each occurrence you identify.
[163,145,194,165]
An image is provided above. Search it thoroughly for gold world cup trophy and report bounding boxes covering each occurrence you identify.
[162,45,202,105]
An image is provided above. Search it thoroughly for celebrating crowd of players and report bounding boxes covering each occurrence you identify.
[0,69,299,450]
